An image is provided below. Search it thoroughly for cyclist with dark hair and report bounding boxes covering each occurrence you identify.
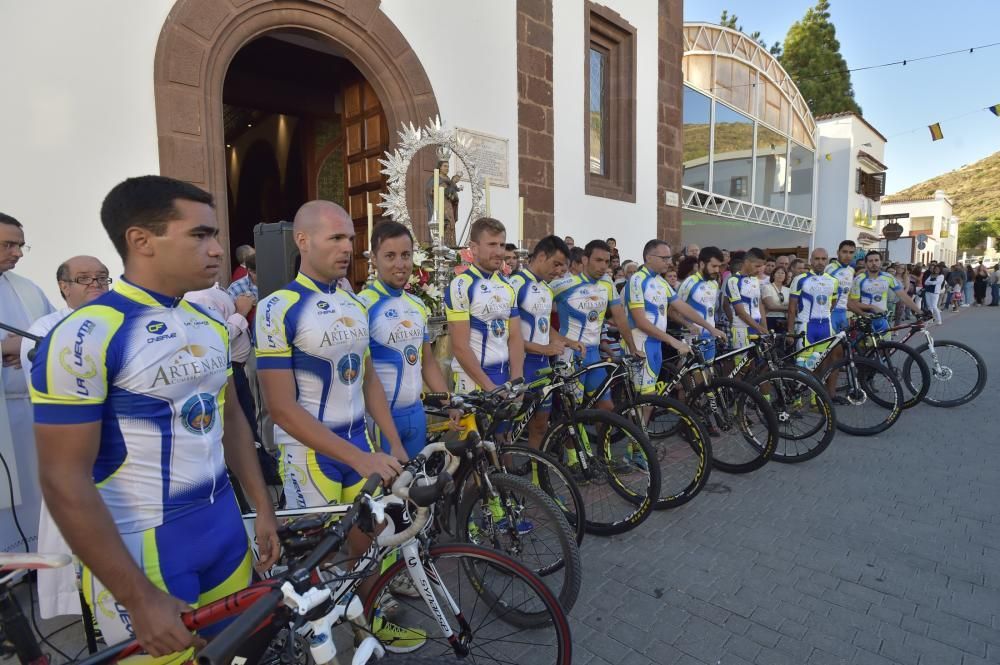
[677,246,727,361]
[825,239,856,332]
[848,250,922,333]
[550,239,636,410]
[723,247,770,350]
[31,175,280,659]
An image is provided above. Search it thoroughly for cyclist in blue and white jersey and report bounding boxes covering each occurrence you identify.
[848,250,922,333]
[550,239,636,409]
[677,246,728,361]
[824,239,856,332]
[723,247,770,350]
[256,201,423,651]
[788,248,839,348]
[508,235,581,446]
[626,240,719,394]
[357,221,455,459]
[31,176,279,660]
[445,217,524,393]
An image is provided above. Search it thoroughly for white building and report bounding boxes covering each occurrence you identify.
[814,112,889,256]
[880,191,959,266]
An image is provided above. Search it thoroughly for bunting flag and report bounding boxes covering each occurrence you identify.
[928,123,944,141]
[990,104,1000,117]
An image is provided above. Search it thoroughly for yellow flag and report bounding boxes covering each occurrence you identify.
[928,123,943,141]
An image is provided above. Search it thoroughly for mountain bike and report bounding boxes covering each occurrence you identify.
[851,314,931,409]
[887,315,987,407]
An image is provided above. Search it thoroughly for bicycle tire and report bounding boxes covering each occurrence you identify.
[747,369,836,464]
[613,394,712,509]
[381,655,489,665]
[862,340,929,409]
[820,356,902,436]
[362,544,572,664]
[456,472,582,616]
[540,410,660,536]
[904,340,987,407]
[687,378,779,474]
[499,445,586,544]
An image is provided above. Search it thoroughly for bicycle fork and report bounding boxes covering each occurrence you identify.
[401,540,471,656]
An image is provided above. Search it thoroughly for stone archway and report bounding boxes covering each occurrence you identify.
[154,0,439,273]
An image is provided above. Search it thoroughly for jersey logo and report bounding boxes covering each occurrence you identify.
[180,393,217,434]
[316,300,330,311]
[384,308,399,319]
[587,310,599,322]
[489,319,506,337]
[874,294,882,302]
[337,353,362,384]
[658,304,666,315]
[404,344,419,365]
[538,318,549,333]
[480,283,489,292]
[816,294,828,305]
[146,320,167,334]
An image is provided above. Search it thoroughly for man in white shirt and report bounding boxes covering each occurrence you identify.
[18,255,109,618]
[0,213,55,553]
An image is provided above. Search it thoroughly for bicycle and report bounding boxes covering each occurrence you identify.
[775,318,904,436]
[851,314,931,410]
[649,339,779,474]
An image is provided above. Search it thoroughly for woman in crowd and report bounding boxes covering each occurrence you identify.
[973,264,989,306]
[761,266,790,333]
[922,263,945,325]
[677,256,698,281]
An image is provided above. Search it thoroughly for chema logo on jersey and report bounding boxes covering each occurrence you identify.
[404,344,419,365]
[489,319,506,337]
[337,353,362,384]
[316,300,330,311]
[145,320,178,344]
[180,393,217,434]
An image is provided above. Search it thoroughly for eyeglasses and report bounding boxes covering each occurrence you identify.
[63,276,113,287]
[0,241,29,253]
[649,254,673,261]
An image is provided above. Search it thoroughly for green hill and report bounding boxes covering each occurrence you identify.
[884,150,1000,222]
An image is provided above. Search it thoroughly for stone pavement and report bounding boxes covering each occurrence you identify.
[571,305,999,665]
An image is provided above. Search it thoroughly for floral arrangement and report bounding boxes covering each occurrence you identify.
[405,245,443,313]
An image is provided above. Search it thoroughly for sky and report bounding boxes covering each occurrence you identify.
[682,0,1000,194]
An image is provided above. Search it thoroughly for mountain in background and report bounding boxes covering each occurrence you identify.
[884,150,1000,222]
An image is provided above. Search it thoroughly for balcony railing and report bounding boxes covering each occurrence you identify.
[681,186,814,233]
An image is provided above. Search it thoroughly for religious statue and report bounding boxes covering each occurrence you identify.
[424,158,462,246]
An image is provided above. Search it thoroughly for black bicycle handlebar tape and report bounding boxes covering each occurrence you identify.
[421,392,450,408]
[196,588,284,665]
[408,471,453,507]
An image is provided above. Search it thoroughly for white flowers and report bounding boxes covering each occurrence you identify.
[421,284,442,301]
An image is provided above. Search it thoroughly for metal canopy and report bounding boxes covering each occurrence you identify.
[682,186,813,233]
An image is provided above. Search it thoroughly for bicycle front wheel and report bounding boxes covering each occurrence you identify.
[862,340,929,409]
[614,394,712,509]
[541,410,660,535]
[499,445,586,544]
[820,356,902,436]
[688,378,779,474]
[906,340,987,407]
[748,369,836,463]
[456,471,581,617]
[363,544,573,664]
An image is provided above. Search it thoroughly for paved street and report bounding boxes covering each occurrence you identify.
[572,305,999,665]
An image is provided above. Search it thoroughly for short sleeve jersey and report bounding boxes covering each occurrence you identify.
[724,273,762,327]
[30,279,233,534]
[255,273,369,442]
[444,264,519,373]
[508,268,553,348]
[677,272,719,335]
[357,280,429,411]
[625,266,677,349]
[849,271,901,313]
[790,271,839,324]
[825,260,855,311]
[550,272,621,347]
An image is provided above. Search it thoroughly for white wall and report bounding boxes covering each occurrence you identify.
[552,0,659,263]
[0,0,175,304]
[380,1,520,244]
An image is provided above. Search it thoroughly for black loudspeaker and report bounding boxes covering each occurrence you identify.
[253,221,300,298]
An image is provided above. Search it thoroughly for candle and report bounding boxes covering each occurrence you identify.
[438,185,446,242]
[432,169,440,229]
[484,176,491,217]
[518,196,525,245]
[367,202,374,248]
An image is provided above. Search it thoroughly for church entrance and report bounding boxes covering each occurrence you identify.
[223,31,389,288]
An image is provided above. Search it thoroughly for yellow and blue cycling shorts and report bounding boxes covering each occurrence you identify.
[280,427,377,508]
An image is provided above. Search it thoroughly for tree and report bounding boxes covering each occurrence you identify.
[779,0,861,116]
[719,10,770,51]
[958,219,1000,251]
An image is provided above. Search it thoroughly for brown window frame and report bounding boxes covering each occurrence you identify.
[855,169,886,202]
[584,3,636,203]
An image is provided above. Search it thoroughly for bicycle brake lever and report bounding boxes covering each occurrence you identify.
[367,496,387,525]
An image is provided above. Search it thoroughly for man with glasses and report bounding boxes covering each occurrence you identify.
[0,212,55,554]
[18,255,109,618]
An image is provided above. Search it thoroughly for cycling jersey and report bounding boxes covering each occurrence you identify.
[790,271,839,325]
[444,264,518,378]
[724,273,762,328]
[625,265,676,348]
[356,280,430,411]
[824,260,855,312]
[256,272,369,442]
[30,278,234,534]
[508,268,553,350]
[850,271,900,314]
[550,272,619,347]
[677,272,718,334]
